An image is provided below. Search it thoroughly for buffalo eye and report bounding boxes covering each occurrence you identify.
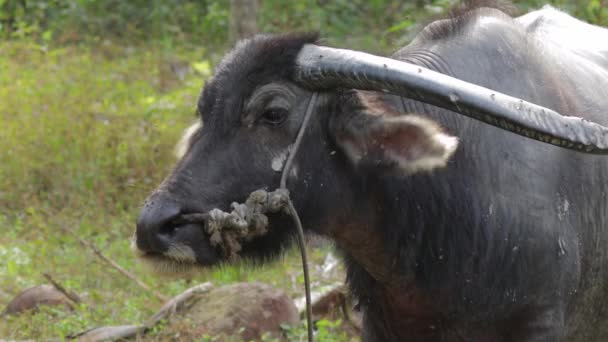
[260,107,288,126]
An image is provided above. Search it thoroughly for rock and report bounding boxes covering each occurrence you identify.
[163,282,299,340]
[69,325,144,342]
[68,283,214,342]
[2,284,74,316]
[66,282,298,341]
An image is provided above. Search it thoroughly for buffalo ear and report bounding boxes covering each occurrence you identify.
[175,121,202,160]
[332,113,458,174]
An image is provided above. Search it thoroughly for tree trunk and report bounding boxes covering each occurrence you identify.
[229,0,259,44]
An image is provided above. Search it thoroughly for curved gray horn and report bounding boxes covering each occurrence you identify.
[294,44,608,154]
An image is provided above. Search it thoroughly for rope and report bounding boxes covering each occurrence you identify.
[176,189,289,261]
[280,92,319,342]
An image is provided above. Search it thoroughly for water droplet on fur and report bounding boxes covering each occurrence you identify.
[558,237,567,256]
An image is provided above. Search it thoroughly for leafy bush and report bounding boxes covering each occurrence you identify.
[3,1,605,54]
[0,0,230,46]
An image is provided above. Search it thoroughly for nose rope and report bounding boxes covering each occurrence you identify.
[175,93,319,342]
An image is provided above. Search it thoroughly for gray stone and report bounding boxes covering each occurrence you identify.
[2,285,73,316]
[165,282,299,340]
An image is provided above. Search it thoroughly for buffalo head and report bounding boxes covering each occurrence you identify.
[133,32,608,273]
[133,33,459,272]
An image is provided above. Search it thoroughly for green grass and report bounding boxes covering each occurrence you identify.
[0,41,347,340]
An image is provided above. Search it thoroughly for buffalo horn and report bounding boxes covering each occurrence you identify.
[294,44,608,154]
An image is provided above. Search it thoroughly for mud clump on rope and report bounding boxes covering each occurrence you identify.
[176,189,290,261]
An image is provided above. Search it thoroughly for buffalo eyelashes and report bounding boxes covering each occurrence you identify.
[259,108,288,126]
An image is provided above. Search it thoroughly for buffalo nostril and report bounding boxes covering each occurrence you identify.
[159,222,180,237]
[135,198,182,254]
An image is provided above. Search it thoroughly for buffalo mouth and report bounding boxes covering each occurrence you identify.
[131,221,221,275]
[134,189,287,275]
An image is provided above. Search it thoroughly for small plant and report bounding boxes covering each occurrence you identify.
[280,319,353,342]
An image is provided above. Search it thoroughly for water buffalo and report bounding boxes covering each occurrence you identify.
[134,2,608,341]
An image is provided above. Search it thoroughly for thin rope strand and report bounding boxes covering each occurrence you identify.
[280,92,318,342]
[281,92,319,188]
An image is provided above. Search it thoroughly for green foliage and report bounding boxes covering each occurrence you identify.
[258,0,425,52]
[2,1,605,51]
[515,0,608,25]
[0,42,202,214]
[0,41,195,338]
[280,319,353,342]
[0,0,230,45]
